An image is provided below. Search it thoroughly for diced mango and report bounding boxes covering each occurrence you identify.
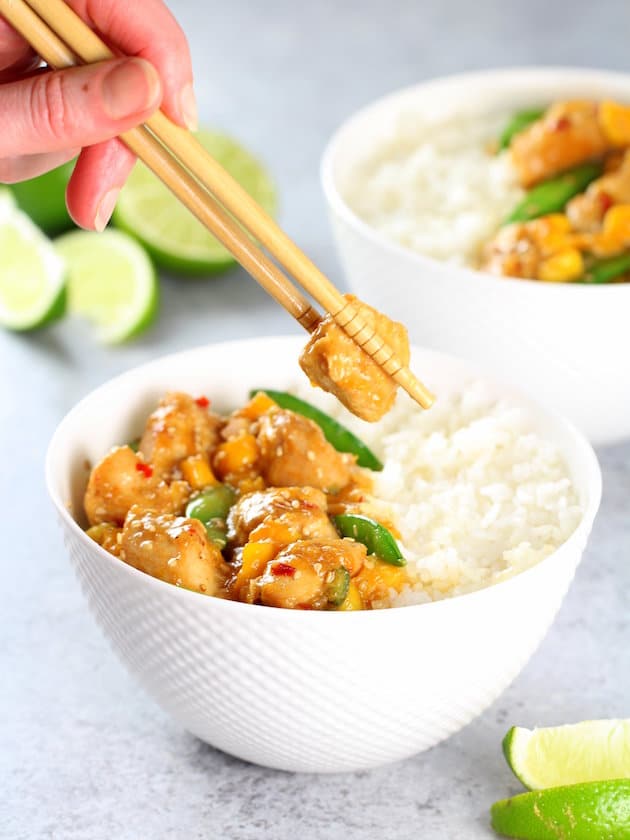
[180,454,217,490]
[599,100,630,146]
[240,392,276,420]
[213,433,259,478]
[602,204,630,243]
[355,559,409,606]
[529,214,573,256]
[538,248,584,282]
[337,580,363,611]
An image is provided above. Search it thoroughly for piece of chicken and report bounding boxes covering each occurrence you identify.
[257,409,353,492]
[256,539,367,610]
[299,295,410,422]
[120,506,225,595]
[139,391,222,477]
[227,486,338,546]
[511,100,608,187]
[84,445,190,526]
[567,150,630,232]
[479,223,542,279]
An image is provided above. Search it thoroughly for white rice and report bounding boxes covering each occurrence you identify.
[297,382,582,606]
[343,111,524,266]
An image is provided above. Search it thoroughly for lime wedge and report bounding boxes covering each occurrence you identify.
[504,721,630,790]
[55,229,158,343]
[491,780,630,839]
[0,194,67,332]
[10,160,75,236]
[113,129,277,276]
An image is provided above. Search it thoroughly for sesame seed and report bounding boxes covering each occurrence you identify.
[167,557,177,567]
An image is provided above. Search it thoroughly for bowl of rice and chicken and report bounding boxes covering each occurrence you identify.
[47,330,600,772]
[322,67,630,443]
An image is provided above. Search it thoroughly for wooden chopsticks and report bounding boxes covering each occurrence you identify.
[0,0,435,410]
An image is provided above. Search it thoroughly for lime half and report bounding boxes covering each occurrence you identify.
[113,129,277,276]
[504,721,630,790]
[0,193,67,332]
[55,229,158,343]
[491,780,630,839]
[10,160,75,236]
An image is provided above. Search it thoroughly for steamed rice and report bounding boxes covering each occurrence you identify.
[343,111,524,266]
[298,381,582,606]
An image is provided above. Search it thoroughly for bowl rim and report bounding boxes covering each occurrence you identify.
[321,64,630,295]
[46,335,602,621]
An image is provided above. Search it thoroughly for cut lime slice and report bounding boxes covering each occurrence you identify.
[10,160,75,236]
[113,129,277,276]
[55,229,158,343]
[491,780,630,839]
[0,195,67,332]
[504,721,630,790]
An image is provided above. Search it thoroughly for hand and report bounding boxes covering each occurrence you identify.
[0,0,197,230]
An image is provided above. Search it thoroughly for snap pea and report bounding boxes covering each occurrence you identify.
[326,567,350,606]
[582,252,630,284]
[203,524,228,551]
[186,484,236,524]
[249,389,383,471]
[498,108,545,150]
[333,514,405,566]
[504,162,603,225]
[128,439,140,452]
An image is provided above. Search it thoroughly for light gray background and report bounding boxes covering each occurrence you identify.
[2,1,629,837]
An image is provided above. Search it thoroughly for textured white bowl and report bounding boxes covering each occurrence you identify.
[46,337,601,773]
[322,67,630,445]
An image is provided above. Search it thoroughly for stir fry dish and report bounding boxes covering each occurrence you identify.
[482,99,630,283]
[84,390,408,610]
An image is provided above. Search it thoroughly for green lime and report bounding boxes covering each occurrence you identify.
[0,193,67,332]
[504,721,630,790]
[112,129,277,276]
[55,229,158,343]
[10,160,75,236]
[491,780,630,839]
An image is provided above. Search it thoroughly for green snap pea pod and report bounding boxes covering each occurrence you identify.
[326,567,350,606]
[186,484,236,524]
[250,389,383,472]
[504,162,603,225]
[128,439,140,452]
[333,514,405,566]
[498,108,545,150]
[582,252,630,284]
[203,524,228,551]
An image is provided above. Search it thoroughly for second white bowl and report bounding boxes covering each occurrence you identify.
[322,67,630,444]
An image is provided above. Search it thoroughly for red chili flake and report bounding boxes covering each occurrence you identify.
[598,191,614,213]
[271,562,296,577]
[195,396,210,408]
[135,462,153,478]
[297,603,313,610]
[551,116,571,132]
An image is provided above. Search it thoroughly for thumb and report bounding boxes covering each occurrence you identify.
[0,57,162,158]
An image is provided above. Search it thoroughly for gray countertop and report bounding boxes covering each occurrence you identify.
[2,1,629,837]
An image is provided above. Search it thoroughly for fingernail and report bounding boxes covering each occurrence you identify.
[95,188,120,232]
[179,83,198,131]
[102,58,161,120]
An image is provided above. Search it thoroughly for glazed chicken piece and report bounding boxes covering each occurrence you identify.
[120,506,225,595]
[567,150,630,232]
[139,391,222,477]
[227,486,338,547]
[511,100,608,187]
[84,445,190,526]
[256,539,367,610]
[257,409,353,492]
[299,294,410,422]
[480,222,543,279]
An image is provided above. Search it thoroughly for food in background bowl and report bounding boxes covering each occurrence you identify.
[344,97,630,284]
[83,380,581,611]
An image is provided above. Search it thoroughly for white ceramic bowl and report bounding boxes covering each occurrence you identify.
[322,67,630,445]
[46,337,601,773]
